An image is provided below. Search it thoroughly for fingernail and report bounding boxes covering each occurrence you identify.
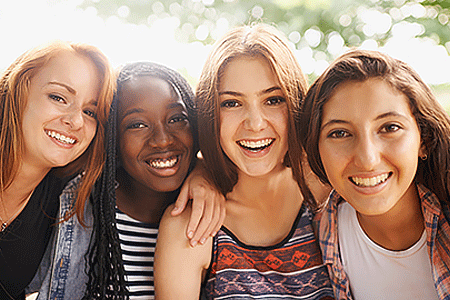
[200,238,206,245]
[172,206,180,212]
[187,231,194,239]
[190,240,197,247]
[211,231,217,237]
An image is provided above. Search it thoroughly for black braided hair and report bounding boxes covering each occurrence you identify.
[83,62,197,299]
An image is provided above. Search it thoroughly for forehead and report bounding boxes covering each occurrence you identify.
[323,79,412,121]
[118,75,184,111]
[31,51,100,91]
[219,56,280,92]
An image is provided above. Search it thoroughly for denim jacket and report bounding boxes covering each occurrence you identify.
[25,175,93,300]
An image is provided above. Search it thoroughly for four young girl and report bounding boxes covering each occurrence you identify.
[2,22,449,300]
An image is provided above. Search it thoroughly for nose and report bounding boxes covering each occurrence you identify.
[147,123,173,148]
[243,104,267,132]
[353,134,380,170]
[61,108,84,130]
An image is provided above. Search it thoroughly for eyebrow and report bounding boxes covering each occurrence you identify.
[167,101,186,110]
[121,108,144,119]
[321,111,408,130]
[218,86,282,97]
[47,81,76,95]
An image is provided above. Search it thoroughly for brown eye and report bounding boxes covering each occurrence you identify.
[328,129,350,139]
[220,100,240,108]
[49,94,66,103]
[381,123,401,133]
[127,122,147,129]
[266,96,286,105]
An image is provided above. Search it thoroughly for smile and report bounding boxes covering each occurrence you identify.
[45,130,76,144]
[350,172,391,187]
[237,138,274,152]
[147,155,179,169]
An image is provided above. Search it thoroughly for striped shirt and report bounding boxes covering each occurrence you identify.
[116,209,158,300]
[203,204,335,299]
[316,183,450,300]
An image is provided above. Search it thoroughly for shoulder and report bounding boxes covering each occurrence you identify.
[157,203,212,268]
[159,203,192,236]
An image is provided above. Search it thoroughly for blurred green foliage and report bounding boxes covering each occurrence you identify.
[80,0,450,60]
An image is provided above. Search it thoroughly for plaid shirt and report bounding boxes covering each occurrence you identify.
[315,183,450,300]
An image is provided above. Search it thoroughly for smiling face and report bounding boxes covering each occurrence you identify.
[319,78,423,216]
[218,56,289,178]
[117,75,193,193]
[21,51,100,171]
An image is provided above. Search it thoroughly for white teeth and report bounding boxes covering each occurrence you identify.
[46,130,76,144]
[238,139,273,149]
[352,173,389,187]
[149,156,178,169]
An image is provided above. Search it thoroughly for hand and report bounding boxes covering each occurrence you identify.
[171,163,226,247]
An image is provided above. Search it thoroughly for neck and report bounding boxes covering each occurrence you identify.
[356,184,424,251]
[116,169,174,224]
[0,163,49,229]
[229,166,301,209]
[2,163,49,204]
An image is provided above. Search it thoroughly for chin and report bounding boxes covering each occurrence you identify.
[151,178,185,193]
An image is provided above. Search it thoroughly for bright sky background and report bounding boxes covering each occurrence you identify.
[1,0,450,88]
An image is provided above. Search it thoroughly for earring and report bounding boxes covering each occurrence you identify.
[420,154,428,160]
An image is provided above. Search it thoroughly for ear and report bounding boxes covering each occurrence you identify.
[419,143,427,160]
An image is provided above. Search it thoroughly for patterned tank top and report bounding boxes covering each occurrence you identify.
[202,204,335,299]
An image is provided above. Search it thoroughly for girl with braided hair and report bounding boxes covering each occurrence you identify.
[83,61,225,299]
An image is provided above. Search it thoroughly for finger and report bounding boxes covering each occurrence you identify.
[198,197,223,243]
[186,188,206,243]
[190,198,214,246]
[171,184,190,216]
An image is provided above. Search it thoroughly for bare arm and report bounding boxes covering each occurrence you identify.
[154,204,212,299]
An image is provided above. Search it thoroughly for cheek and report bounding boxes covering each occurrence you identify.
[219,118,232,148]
[178,130,194,154]
[119,134,140,160]
[85,120,98,142]
[319,141,341,180]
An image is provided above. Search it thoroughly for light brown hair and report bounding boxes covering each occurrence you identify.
[0,41,115,224]
[299,49,450,204]
[196,23,315,207]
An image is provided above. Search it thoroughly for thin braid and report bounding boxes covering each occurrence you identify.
[84,62,196,298]
[83,95,128,299]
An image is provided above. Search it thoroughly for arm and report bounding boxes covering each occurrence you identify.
[171,161,226,247]
[155,203,212,299]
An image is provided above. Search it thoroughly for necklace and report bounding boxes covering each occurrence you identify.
[0,191,34,232]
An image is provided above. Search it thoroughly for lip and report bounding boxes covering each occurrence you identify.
[236,138,275,158]
[348,172,392,195]
[45,129,78,148]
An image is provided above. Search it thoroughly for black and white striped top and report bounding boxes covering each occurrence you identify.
[116,209,159,300]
